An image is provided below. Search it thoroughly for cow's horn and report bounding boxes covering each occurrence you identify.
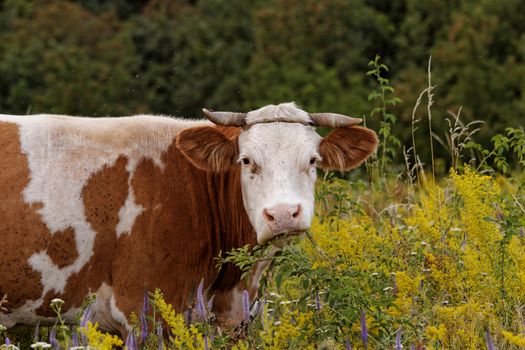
[309,113,362,128]
[202,108,247,126]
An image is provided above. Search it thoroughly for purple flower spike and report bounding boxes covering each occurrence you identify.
[140,309,148,343]
[360,310,368,349]
[5,337,10,345]
[71,329,79,346]
[345,336,352,350]
[395,328,402,350]
[126,329,138,350]
[143,289,150,315]
[140,290,150,343]
[80,304,93,329]
[79,305,92,346]
[242,290,250,321]
[410,345,415,350]
[196,279,207,320]
[157,324,163,350]
[485,330,495,350]
[315,291,322,312]
[50,325,59,349]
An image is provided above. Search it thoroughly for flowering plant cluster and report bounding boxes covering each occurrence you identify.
[261,167,525,349]
[3,165,524,349]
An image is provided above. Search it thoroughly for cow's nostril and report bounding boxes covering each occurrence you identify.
[263,209,275,222]
[292,205,301,218]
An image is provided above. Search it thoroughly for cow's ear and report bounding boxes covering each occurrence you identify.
[176,127,238,172]
[319,126,378,171]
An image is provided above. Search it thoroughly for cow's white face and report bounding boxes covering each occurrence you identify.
[237,123,321,244]
[177,102,378,245]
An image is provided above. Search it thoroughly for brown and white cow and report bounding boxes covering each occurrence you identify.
[0,102,377,335]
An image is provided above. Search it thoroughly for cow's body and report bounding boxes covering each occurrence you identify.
[0,103,378,336]
[0,114,255,334]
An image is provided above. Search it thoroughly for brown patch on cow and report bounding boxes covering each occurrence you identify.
[0,122,51,310]
[319,125,378,171]
[176,126,238,173]
[46,228,78,269]
[81,155,129,289]
[83,156,129,236]
[112,126,256,321]
[35,156,130,316]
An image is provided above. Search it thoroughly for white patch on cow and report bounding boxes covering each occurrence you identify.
[0,114,211,296]
[238,119,321,244]
[7,300,44,326]
[116,185,143,237]
[0,298,79,328]
[0,283,126,333]
[110,294,131,333]
[223,288,245,322]
[90,283,130,333]
[28,253,70,293]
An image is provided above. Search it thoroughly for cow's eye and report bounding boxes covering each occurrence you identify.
[309,157,317,165]
[242,158,250,165]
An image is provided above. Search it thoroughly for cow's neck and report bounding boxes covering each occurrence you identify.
[204,163,261,320]
[207,166,256,288]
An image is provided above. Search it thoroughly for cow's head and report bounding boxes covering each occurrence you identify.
[177,103,378,244]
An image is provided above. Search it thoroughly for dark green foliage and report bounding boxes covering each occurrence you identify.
[126,0,257,117]
[243,0,393,114]
[0,1,139,115]
[72,0,149,18]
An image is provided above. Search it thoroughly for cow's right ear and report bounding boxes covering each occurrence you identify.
[176,126,238,172]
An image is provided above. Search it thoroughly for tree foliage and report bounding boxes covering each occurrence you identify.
[0,0,523,164]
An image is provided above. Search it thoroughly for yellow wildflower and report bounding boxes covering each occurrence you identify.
[153,289,205,350]
[501,330,525,347]
[81,321,123,350]
[425,324,446,342]
[260,308,315,350]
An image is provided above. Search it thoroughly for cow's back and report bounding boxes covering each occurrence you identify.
[0,115,217,332]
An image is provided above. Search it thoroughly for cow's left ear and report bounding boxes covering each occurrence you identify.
[319,126,378,171]
[176,126,238,172]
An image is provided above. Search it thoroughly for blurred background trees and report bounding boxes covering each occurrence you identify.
[0,0,523,167]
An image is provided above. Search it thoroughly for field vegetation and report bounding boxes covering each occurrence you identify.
[1,57,524,349]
